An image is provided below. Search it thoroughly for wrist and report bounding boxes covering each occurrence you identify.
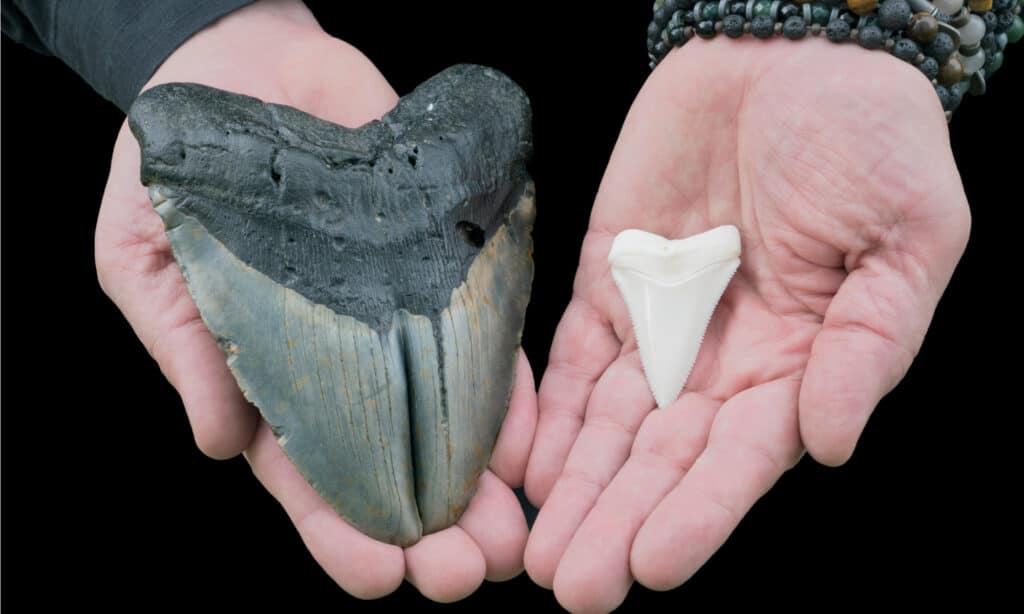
[141,0,328,98]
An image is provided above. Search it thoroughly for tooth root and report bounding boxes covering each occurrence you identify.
[609,226,741,409]
[163,201,423,545]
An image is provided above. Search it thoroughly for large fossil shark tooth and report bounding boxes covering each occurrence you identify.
[608,226,741,409]
[128,65,535,546]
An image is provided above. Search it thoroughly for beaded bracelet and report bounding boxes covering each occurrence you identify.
[647,0,1023,119]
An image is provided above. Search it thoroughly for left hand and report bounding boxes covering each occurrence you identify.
[522,38,970,612]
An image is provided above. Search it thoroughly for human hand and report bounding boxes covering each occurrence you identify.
[523,38,970,612]
[95,0,536,601]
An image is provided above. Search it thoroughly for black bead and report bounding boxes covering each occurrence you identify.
[723,14,746,37]
[654,41,669,56]
[779,3,801,20]
[858,25,885,49]
[654,7,671,27]
[948,81,966,106]
[647,37,658,53]
[730,0,748,16]
[934,84,953,111]
[664,0,681,12]
[783,15,808,39]
[892,38,920,61]
[670,26,688,43]
[878,0,912,31]
[994,0,1014,10]
[982,32,998,54]
[925,32,955,64]
[984,11,999,33]
[751,14,776,38]
[668,9,686,29]
[919,56,940,80]
[826,19,852,42]
[996,10,1015,33]
[696,19,717,38]
[839,11,858,27]
[648,21,662,40]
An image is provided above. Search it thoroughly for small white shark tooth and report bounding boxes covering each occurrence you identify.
[608,226,741,409]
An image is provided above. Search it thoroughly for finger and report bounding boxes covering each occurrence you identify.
[799,216,969,466]
[245,422,405,599]
[631,379,803,591]
[551,394,719,614]
[524,352,652,589]
[457,470,529,581]
[525,299,620,505]
[96,126,258,459]
[404,527,486,603]
[490,349,538,487]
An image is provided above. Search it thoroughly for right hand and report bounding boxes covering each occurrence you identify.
[95,0,536,601]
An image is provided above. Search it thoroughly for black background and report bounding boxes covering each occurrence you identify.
[2,1,1021,610]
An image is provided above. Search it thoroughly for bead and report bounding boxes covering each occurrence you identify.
[934,84,953,110]
[730,0,748,14]
[996,10,1016,33]
[783,15,809,36]
[648,20,662,40]
[932,0,964,14]
[826,18,852,40]
[753,0,773,15]
[960,48,986,74]
[775,21,785,33]
[812,22,823,33]
[752,13,776,35]
[994,0,1015,9]
[839,10,859,26]
[909,13,940,43]
[847,0,879,15]
[879,0,912,29]
[654,41,669,56]
[997,32,1008,48]
[696,19,717,36]
[893,37,921,60]
[779,2,802,19]
[925,32,956,63]
[969,0,993,9]
[919,56,940,79]
[985,50,1004,74]
[947,82,965,111]
[723,14,747,35]
[812,3,831,24]
[664,0,681,10]
[981,32,998,54]
[858,24,885,47]
[670,26,688,42]
[703,3,720,18]
[969,71,986,96]
[938,55,965,83]
[1008,15,1024,42]
[984,11,999,33]
[958,14,987,47]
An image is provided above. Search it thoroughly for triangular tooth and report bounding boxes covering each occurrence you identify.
[608,226,741,409]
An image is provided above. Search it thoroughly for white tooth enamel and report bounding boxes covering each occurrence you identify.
[608,226,741,409]
[148,186,167,206]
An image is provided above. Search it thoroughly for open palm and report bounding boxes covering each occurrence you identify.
[524,38,970,612]
[94,2,535,602]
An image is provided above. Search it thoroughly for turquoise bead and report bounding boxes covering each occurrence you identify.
[812,3,831,25]
[1007,16,1024,44]
[985,50,1004,74]
[753,0,773,17]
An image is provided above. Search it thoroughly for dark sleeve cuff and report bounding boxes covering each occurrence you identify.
[2,0,255,112]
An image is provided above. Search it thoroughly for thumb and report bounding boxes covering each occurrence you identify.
[799,214,970,466]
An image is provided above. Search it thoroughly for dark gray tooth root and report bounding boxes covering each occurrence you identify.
[127,65,535,546]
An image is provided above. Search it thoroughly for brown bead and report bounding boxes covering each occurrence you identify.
[847,0,879,15]
[968,0,993,10]
[908,12,939,43]
[938,56,965,85]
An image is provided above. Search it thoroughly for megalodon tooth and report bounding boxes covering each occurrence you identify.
[128,65,535,546]
[608,226,741,409]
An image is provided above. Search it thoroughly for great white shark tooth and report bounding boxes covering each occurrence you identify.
[608,226,741,409]
[128,65,535,546]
